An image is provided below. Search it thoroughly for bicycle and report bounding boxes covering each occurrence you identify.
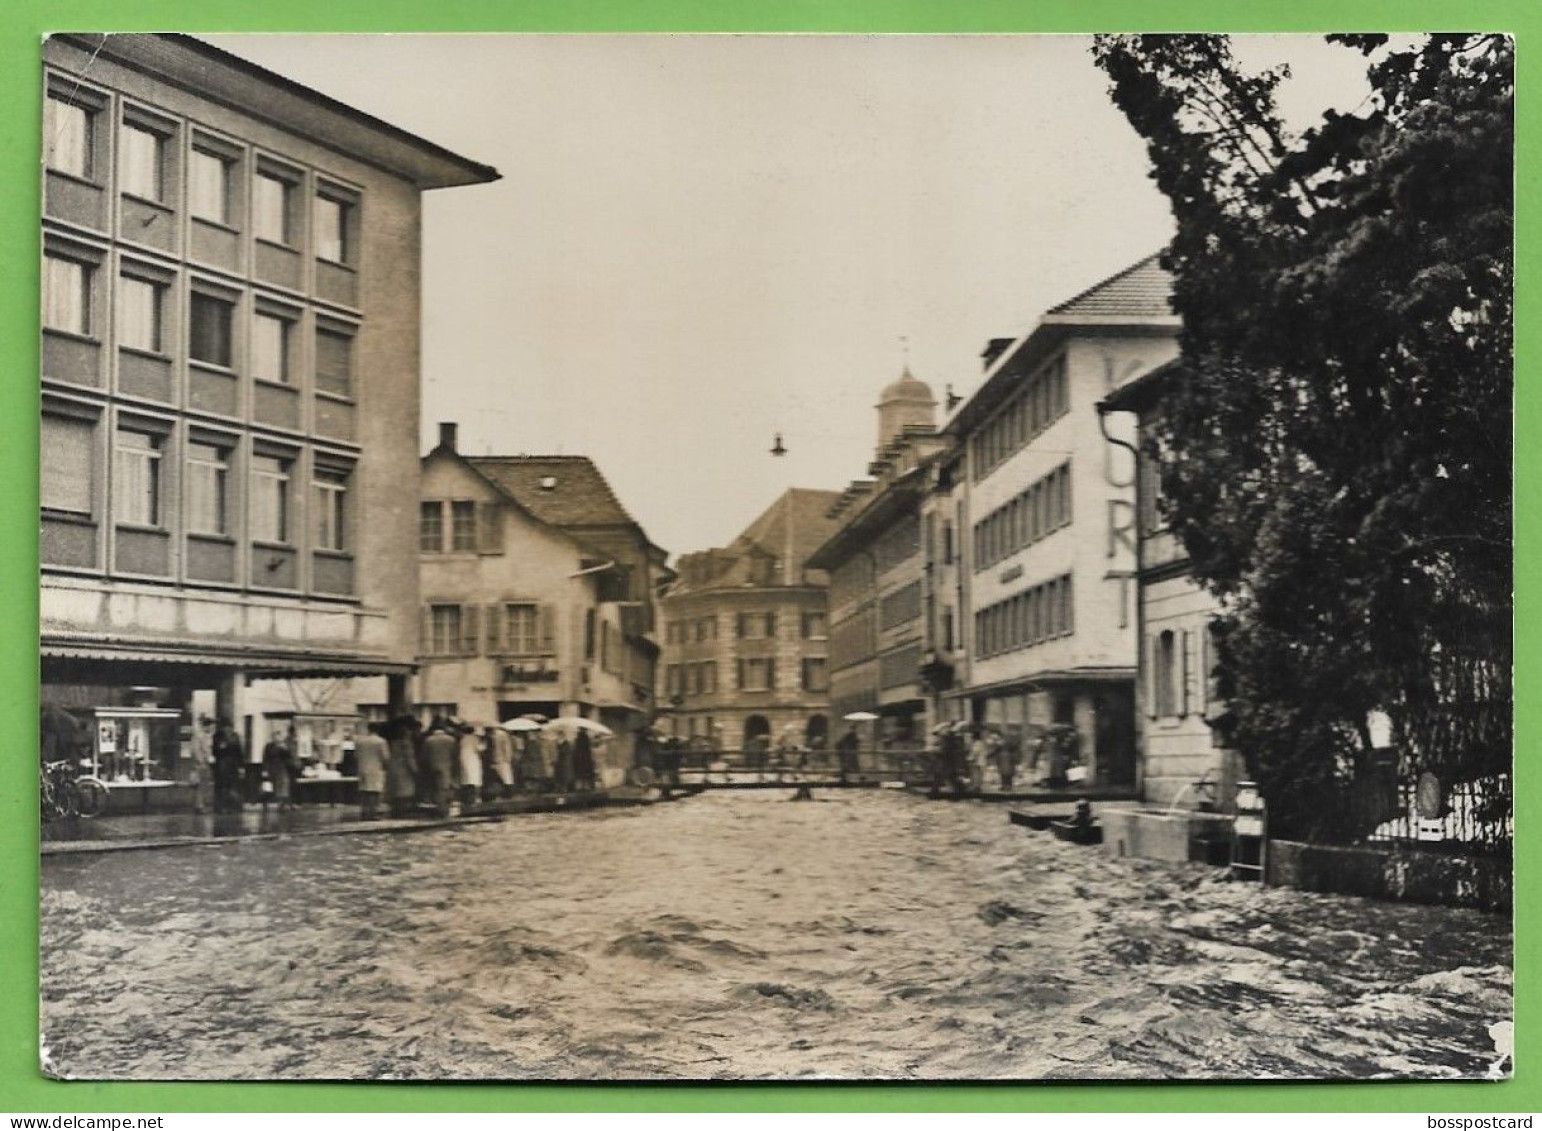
[41,759,110,821]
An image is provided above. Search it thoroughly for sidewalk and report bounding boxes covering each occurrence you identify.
[41,784,698,857]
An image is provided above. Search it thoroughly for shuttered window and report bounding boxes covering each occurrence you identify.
[316,325,353,397]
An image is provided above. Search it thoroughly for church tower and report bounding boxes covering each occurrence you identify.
[875,367,938,455]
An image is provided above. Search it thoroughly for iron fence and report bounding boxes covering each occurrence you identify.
[1363,773,1511,855]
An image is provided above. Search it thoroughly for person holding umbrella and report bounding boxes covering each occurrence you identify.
[836,726,860,785]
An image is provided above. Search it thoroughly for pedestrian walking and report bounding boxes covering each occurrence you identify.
[486,725,514,800]
[262,727,297,811]
[354,722,389,820]
[385,716,419,817]
[457,723,484,813]
[422,720,457,818]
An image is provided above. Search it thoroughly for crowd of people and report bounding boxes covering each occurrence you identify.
[927,722,1083,795]
[173,712,1085,819]
[182,713,614,821]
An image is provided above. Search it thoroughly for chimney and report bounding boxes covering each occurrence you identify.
[981,337,1014,370]
[438,421,458,452]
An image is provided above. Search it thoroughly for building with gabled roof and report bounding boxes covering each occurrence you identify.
[411,423,668,775]
[939,252,1178,789]
[658,487,842,751]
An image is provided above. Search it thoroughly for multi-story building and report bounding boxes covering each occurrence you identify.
[942,254,1178,786]
[1097,360,1242,806]
[415,423,668,775]
[38,34,497,797]
[658,488,842,750]
[807,370,950,747]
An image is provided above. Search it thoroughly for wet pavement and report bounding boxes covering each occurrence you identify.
[40,789,1511,1081]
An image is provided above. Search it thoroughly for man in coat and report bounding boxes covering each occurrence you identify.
[385,716,420,817]
[421,721,457,818]
[212,718,244,813]
[486,724,514,800]
[354,721,389,820]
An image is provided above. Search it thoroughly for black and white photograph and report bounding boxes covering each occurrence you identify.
[37,31,1512,1082]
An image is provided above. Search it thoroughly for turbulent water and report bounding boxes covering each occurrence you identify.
[40,790,1511,1081]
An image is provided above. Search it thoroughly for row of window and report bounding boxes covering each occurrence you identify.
[668,657,830,695]
[874,514,922,575]
[423,601,557,658]
[664,611,828,644]
[665,662,719,697]
[42,247,357,397]
[42,408,350,550]
[46,85,359,266]
[974,574,1075,660]
[879,643,922,692]
[879,580,923,632]
[420,499,504,555]
[971,354,1070,482]
[973,461,1073,572]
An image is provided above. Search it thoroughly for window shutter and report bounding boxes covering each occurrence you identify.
[767,659,777,690]
[1145,635,1158,719]
[736,613,746,638]
[735,659,744,690]
[484,603,502,654]
[477,503,503,554]
[461,604,480,656]
[421,606,433,657]
[1180,630,1191,716]
[539,604,556,652]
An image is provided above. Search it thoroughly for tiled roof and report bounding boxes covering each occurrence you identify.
[734,488,845,572]
[468,456,637,529]
[667,488,844,595]
[1045,252,1174,320]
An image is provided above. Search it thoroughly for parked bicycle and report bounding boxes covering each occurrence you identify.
[41,759,109,821]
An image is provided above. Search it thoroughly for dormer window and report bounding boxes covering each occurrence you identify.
[539,476,557,490]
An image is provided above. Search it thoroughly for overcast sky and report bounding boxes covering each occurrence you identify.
[204,34,1376,559]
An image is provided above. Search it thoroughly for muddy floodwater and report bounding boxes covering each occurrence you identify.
[41,790,1511,1081]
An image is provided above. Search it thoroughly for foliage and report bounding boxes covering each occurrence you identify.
[1092,34,1512,840]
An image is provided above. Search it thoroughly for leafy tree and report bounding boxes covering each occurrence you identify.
[1092,34,1512,841]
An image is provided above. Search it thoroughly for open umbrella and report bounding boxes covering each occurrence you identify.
[842,711,879,722]
[543,717,614,738]
[502,718,542,733]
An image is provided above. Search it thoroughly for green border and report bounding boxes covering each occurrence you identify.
[2,0,1533,1114]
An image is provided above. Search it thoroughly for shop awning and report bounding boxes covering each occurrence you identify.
[41,637,413,680]
[940,667,1136,700]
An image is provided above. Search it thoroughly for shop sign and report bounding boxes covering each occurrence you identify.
[97,720,117,754]
[503,663,559,684]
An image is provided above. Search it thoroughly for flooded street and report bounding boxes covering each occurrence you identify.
[41,790,1510,1081]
